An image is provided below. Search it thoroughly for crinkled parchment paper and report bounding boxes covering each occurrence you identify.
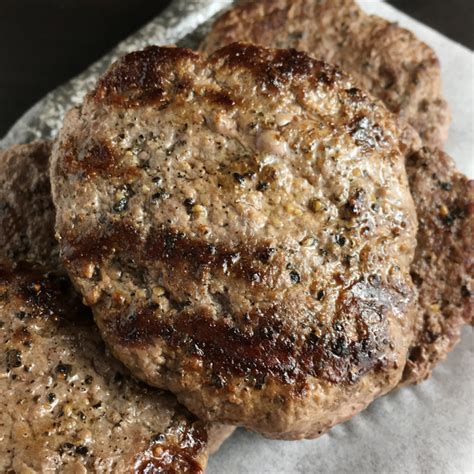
[1,1,472,472]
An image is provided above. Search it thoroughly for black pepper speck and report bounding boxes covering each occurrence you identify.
[289,271,301,284]
[233,173,245,185]
[211,373,226,388]
[6,349,22,370]
[152,190,171,202]
[75,445,89,456]
[152,433,166,443]
[183,197,196,214]
[335,235,346,246]
[56,363,72,378]
[113,197,128,213]
[440,182,452,191]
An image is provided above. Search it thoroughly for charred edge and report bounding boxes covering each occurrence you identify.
[63,223,270,286]
[210,43,336,90]
[0,264,88,323]
[113,278,403,386]
[134,419,207,474]
[94,46,199,108]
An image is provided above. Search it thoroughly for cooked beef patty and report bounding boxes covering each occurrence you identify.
[402,147,473,385]
[51,44,418,438]
[0,142,233,471]
[0,141,58,267]
[0,265,212,473]
[200,0,450,149]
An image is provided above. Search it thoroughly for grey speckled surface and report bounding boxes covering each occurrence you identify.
[1,1,472,472]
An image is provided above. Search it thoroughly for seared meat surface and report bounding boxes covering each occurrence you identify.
[0,266,213,473]
[0,142,233,472]
[200,0,450,148]
[403,147,473,384]
[201,0,473,387]
[51,44,417,439]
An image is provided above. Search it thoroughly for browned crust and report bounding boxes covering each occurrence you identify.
[402,148,473,384]
[56,137,138,180]
[92,43,346,110]
[94,46,199,108]
[209,42,341,89]
[200,0,450,148]
[62,222,274,288]
[61,219,411,389]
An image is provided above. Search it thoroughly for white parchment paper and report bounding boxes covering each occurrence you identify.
[1,1,472,472]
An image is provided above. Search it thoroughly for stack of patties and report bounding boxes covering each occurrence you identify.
[0,142,234,472]
[199,0,473,388]
[1,0,472,470]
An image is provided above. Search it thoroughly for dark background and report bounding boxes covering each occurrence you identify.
[0,0,472,137]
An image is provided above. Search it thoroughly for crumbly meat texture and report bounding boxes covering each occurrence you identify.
[51,44,418,439]
[402,148,473,385]
[0,265,212,473]
[200,0,450,148]
[0,141,59,267]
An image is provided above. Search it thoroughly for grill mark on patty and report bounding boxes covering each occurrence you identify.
[58,137,139,179]
[202,89,238,108]
[210,43,339,91]
[134,418,207,474]
[94,46,199,108]
[63,222,274,286]
[110,278,406,387]
[145,228,269,285]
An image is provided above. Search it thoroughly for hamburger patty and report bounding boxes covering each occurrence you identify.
[51,44,418,438]
[0,142,233,471]
[402,147,473,385]
[200,0,450,148]
[0,266,213,473]
[0,142,58,267]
